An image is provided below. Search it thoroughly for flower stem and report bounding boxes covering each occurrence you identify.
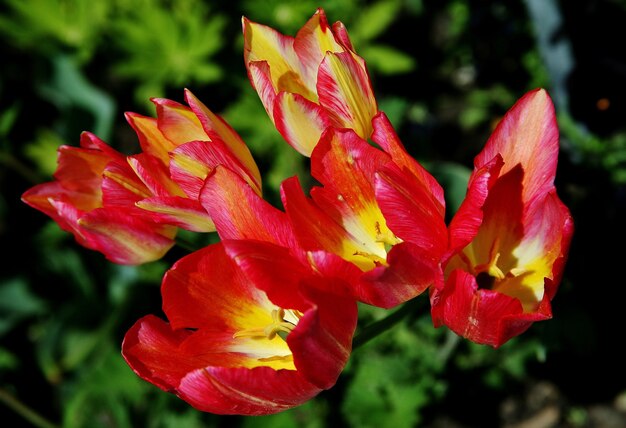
[352,297,424,349]
[0,387,59,428]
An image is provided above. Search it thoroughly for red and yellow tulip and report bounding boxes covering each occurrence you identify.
[243,8,377,156]
[122,242,357,415]
[125,89,262,232]
[429,89,574,347]
[21,132,176,265]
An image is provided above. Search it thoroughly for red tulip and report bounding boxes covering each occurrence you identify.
[125,89,262,232]
[21,132,176,264]
[243,8,377,156]
[122,242,357,415]
[429,89,574,347]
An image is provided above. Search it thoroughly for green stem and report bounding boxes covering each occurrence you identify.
[0,387,59,428]
[352,298,423,349]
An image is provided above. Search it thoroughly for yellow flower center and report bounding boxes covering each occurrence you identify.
[233,308,303,341]
[352,221,402,268]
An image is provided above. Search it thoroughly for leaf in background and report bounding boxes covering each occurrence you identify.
[241,400,327,428]
[23,129,65,177]
[342,314,448,428]
[0,0,112,62]
[112,0,225,106]
[360,44,416,75]
[0,278,46,337]
[350,0,401,43]
[426,161,471,219]
[38,54,115,140]
[0,347,18,371]
[62,345,149,428]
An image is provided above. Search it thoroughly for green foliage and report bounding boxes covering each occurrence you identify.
[0,278,46,336]
[112,0,226,105]
[560,113,626,185]
[0,0,112,62]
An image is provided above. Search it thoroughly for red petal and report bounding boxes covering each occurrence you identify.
[431,270,550,348]
[447,155,503,256]
[185,90,262,191]
[78,207,175,265]
[317,52,377,139]
[273,91,330,156]
[136,196,214,232]
[375,163,448,256]
[178,366,320,415]
[170,139,261,200]
[371,112,445,209]
[200,167,296,247]
[359,243,441,309]
[475,88,559,203]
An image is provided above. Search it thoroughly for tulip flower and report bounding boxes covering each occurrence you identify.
[200,116,447,309]
[21,132,176,265]
[122,242,357,415]
[125,89,262,232]
[243,8,378,156]
[428,89,574,347]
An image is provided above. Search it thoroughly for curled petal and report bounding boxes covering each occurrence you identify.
[200,166,296,247]
[136,196,214,232]
[317,52,377,140]
[78,207,176,265]
[475,88,559,202]
[431,270,551,348]
[273,91,331,156]
[185,90,262,191]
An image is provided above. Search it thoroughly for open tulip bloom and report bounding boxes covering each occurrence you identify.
[429,89,574,348]
[21,7,574,416]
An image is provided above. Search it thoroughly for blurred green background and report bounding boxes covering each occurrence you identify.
[1,0,625,427]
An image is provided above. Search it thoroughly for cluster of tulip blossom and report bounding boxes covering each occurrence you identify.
[22,9,573,416]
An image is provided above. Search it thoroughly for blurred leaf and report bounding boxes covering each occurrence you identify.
[343,314,448,428]
[0,0,111,62]
[242,400,326,428]
[361,44,416,75]
[62,345,148,428]
[38,54,115,140]
[350,0,401,43]
[0,278,46,336]
[427,161,471,218]
[0,104,20,140]
[112,0,225,106]
[0,347,18,371]
[23,129,65,177]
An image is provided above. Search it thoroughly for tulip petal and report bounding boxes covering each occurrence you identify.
[136,196,214,232]
[170,139,260,200]
[127,153,186,197]
[273,91,331,156]
[317,52,377,140]
[446,156,503,256]
[178,366,319,415]
[359,243,442,309]
[200,166,296,247]
[431,269,550,348]
[292,8,345,87]
[247,61,278,119]
[371,113,445,209]
[78,207,176,264]
[475,88,559,202]
[152,97,207,145]
[375,162,448,257]
[243,17,313,98]
[185,90,262,191]
[125,112,177,166]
